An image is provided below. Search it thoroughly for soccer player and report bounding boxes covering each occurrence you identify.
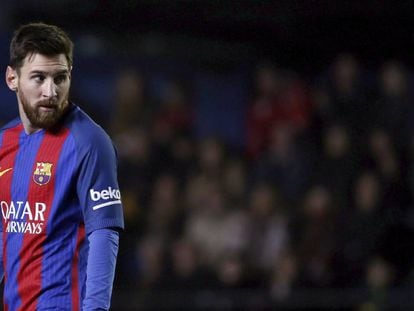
[0,23,124,310]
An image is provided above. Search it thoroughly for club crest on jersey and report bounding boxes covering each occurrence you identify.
[33,162,53,186]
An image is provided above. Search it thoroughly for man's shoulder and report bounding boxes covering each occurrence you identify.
[65,104,114,151]
[0,118,21,133]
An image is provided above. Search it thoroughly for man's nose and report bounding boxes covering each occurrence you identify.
[42,79,57,98]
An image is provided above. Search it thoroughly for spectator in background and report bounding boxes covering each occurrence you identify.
[253,123,312,204]
[358,257,394,311]
[164,238,214,291]
[134,235,165,290]
[145,173,185,239]
[184,174,214,212]
[152,79,193,145]
[216,254,250,291]
[167,135,195,185]
[222,156,248,207]
[245,183,290,277]
[365,129,400,183]
[246,62,311,159]
[363,128,409,214]
[246,62,283,159]
[313,123,356,209]
[111,69,153,135]
[315,53,372,149]
[269,250,299,303]
[291,185,338,288]
[375,61,412,150]
[334,171,389,287]
[150,80,194,179]
[195,136,226,181]
[185,180,248,268]
[115,127,155,198]
[111,70,157,203]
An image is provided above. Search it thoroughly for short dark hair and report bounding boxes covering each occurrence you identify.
[9,22,73,71]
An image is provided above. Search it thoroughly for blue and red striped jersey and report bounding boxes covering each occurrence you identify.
[0,103,124,310]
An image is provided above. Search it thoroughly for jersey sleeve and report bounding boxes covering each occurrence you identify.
[76,132,124,234]
[83,228,119,310]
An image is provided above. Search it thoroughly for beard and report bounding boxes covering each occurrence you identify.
[18,90,69,130]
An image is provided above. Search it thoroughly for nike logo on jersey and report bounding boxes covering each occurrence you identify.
[0,167,12,177]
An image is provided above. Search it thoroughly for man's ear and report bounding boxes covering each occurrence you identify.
[5,66,18,91]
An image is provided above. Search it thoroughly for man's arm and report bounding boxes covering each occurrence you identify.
[83,228,119,311]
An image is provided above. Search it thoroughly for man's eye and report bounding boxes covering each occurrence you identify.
[54,75,67,84]
[33,75,45,82]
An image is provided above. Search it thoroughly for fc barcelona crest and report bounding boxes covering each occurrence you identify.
[33,162,53,186]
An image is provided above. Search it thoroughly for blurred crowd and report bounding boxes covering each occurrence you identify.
[109,54,414,309]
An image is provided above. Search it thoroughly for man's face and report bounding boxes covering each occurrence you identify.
[8,53,71,131]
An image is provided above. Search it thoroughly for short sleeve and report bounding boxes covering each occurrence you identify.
[77,133,124,234]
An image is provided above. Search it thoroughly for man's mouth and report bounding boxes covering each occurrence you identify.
[39,105,57,112]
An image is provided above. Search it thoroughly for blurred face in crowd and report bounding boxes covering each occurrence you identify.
[354,172,380,212]
[380,61,407,97]
[333,53,359,93]
[269,124,295,159]
[304,186,331,219]
[250,184,276,217]
[223,159,246,199]
[171,239,198,277]
[369,129,392,156]
[115,70,145,106]
[323,125,349,158]
[6,53,71,132]
[152,174,178,206]
[199,138,224,171]
[366,257,393,289]
[162,81,187,109]
[255,64,282,98]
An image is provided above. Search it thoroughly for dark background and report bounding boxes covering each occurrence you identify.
[2,1,414,310]
[3,1,414,71]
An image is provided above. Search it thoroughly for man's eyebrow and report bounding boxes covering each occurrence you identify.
[29,69,69,75]
[54,69,70,75]
[29,70,47,75]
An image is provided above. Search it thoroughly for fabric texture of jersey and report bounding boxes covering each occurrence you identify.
[0,103,124,311]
